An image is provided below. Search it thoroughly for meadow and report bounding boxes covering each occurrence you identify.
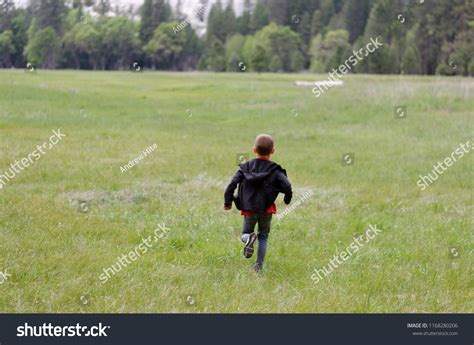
[0,70,472,313]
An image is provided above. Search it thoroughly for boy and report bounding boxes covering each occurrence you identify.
[224,134,292,272]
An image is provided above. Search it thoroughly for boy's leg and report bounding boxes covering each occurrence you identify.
[242,215,258,258]
[256,213,272,268]
[241,215,258,242]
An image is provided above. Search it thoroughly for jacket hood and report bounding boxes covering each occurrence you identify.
[240,159,281,183]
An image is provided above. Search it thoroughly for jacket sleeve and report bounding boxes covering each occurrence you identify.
[276,170,292,204]
[224,169,244,205]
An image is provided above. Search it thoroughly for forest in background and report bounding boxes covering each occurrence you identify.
[0,0,473,75]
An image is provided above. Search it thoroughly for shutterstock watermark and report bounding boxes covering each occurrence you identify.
[0,129,66,190]
[311,224,382,284]
[313,36,384,98]
[276,190,314,221]
[99,223,170,284]
[120,143,157,173]
[417,140,471,191]
[17,323,109,337]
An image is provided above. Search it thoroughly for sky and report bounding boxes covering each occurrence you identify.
[13,0,246,35]
[14,0,245,14]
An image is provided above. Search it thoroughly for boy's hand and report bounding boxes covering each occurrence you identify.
[224,204,232,210]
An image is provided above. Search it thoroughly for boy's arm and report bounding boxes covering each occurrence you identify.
[277,171,292,204]
[223,169,244,208]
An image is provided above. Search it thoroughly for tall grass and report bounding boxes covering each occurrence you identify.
[0,71,472,312]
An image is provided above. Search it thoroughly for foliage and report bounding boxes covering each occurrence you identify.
[144,21,188,70]
[225,33,246,71]
[199,35,226,71]
[101,16,140,70]
[0,29,15,67]
[250,44,267,72]
[0,0,471,75]
[310,30,351,72]
[401,26,421,75]
[436,63,456,76]
[252,23,305,72]
[139,0,171,43]
[24,26,61,68]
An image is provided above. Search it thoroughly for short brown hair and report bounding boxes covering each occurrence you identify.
[254,134,274,156]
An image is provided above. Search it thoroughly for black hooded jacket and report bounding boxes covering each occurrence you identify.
[224,159,292,214]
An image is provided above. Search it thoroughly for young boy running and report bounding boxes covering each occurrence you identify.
[224,134,292,272]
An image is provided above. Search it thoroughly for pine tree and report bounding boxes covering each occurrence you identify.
[266,0,288,25]
[0,29,15,67]
[95,0,110,16]
[250,1,269,33]
[140,0,153,42]
[298,12,311,47]
[401,27,422,74]
[343,0,370,43]
[36,0,66,33]
[319,0,334,27]
[415,0,470,75]
[10,8,28,67]
[203,35,226,71]
[223,0,236,38]
[0,0,15,31]
[363,0,405,74]
[206,0,226,42]
[250,44,267,72]
[236,0,251,35]
[140,0,171,43]
[310,9,322,38]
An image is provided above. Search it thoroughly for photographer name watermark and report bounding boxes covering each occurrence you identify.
[172,3,207,34]
[120,143,157,173]
[276,190,314,221]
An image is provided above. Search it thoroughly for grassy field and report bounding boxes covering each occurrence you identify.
[0,70,472,313]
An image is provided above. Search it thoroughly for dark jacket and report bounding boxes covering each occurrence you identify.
[224,159,292,214]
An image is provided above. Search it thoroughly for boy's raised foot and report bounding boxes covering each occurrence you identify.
[244,233,257,258]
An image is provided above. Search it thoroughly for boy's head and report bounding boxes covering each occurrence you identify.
[253,134,274,157]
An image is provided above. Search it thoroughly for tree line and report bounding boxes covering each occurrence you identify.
[0,0,472,75]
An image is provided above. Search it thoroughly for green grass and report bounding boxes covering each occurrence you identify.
[0,70,472,313]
